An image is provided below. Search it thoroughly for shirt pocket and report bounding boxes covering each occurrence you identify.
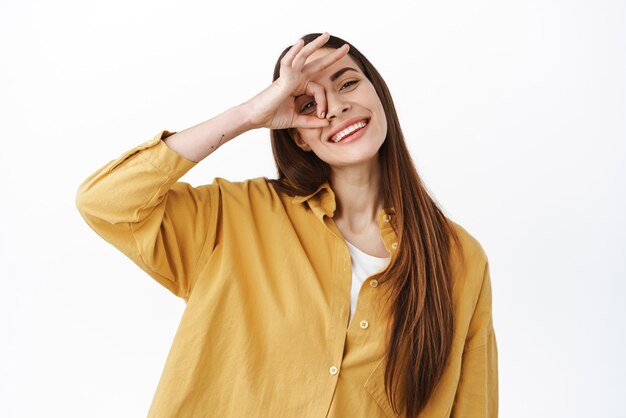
[364,359,399,418]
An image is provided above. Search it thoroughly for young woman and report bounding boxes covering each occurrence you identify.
[76,32,498,417]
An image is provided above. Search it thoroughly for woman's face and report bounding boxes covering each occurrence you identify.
[291,48,387,169]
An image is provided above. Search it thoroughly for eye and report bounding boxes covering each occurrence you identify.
[300,100,317,114]
[339,80,359,91]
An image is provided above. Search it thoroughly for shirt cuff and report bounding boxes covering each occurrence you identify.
[127,130,198,178]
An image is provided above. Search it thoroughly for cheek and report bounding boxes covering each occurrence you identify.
[303,128,322,139]
[299,128,325,148]
[364,88,386,128]
[374,101,388,134]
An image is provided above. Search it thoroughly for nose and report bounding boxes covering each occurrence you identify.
[325,91,350,120]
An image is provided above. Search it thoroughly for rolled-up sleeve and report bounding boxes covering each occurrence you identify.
[452,260,499,417]
[75,130,219,299]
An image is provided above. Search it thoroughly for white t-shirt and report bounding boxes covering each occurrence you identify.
[345,240,390,324]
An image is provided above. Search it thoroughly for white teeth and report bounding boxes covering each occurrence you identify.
[331,120,368,143]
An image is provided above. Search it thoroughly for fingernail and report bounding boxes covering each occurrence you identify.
[320,111,326,119]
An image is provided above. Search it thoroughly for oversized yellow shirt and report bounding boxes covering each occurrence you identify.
[76,130,498,417]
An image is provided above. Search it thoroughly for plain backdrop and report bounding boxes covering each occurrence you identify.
[1,0,624,416]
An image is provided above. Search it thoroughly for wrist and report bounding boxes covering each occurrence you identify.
[236,100,263,131]
[232,101,260,132]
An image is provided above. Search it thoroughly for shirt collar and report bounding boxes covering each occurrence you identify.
[292,182,336,220]
[292,182,397,225]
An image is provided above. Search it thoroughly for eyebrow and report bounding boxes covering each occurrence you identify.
[330,67,359,82]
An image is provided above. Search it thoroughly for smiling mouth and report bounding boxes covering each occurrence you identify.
[329,119,370,143]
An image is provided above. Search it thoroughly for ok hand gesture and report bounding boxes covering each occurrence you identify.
[246,32,350,131]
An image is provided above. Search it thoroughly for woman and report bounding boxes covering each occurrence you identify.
[76,32,498,417]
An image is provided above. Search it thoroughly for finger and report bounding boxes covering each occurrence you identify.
[303,44,350,77]
[304,81,327,119]
[292,114,331,129]
[292,32,330,70]
[281,38,304,67]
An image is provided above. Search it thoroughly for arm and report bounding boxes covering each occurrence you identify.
[75,33,348,298]
[161,104,254,163]
[161,33,350,163]
[75,130,218,298]
[451,260,499,417]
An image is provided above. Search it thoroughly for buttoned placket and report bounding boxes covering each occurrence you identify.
[292,184,346,417]
[292,183,399,418]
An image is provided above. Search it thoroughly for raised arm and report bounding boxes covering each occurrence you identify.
[161,32,349,162]
[75,33,349,298]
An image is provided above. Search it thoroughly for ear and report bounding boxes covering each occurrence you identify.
[289,128,312,152]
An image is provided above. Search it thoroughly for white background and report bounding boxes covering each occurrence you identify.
[1,0,624,416]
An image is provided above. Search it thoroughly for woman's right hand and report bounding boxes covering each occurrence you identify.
[244,33,350,131]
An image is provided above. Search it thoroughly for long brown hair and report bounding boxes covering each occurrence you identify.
[269,34,462,417]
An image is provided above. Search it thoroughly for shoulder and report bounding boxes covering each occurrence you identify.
[210,176,271,190]
[446,219,491,297]
[446,220,496,354]
[447,219,489,267]
[209,177,277,199]
[205,177,295,211]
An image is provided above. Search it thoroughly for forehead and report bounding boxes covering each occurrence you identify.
[305,48,362,81]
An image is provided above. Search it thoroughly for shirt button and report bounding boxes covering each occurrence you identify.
[360,320,369,329]
[329,365,339,375]
[391,242,398,250]
[383,214,392,222]
[370,279,379,287]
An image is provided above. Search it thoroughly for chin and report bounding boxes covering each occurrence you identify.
[327,150,382,169]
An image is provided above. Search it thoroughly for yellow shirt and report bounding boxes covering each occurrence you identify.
[76,130,498,417]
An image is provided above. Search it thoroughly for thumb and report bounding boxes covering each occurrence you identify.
[291,114,330,129]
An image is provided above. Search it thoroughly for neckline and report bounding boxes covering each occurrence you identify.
[345,240,390,260]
